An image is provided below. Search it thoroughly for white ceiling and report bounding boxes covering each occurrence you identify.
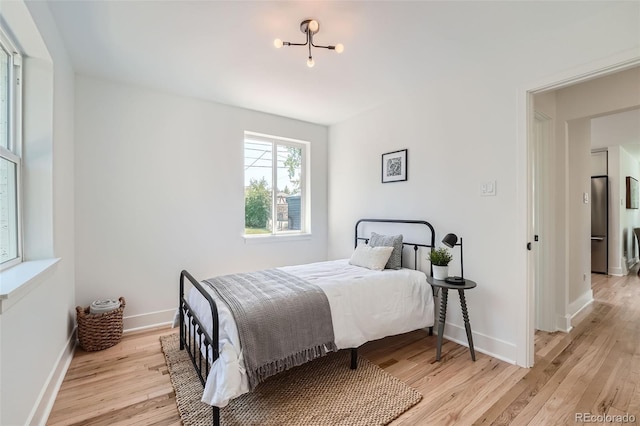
[46,1,622,125]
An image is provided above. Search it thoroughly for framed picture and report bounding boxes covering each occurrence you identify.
[381,149,408,183]
[626,176,638,209]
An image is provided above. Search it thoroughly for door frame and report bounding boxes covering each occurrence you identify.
[518,49,640,367]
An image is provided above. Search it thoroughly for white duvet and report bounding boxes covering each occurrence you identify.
[186,259,435,407]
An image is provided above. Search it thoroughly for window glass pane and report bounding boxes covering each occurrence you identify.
[0,157,18,264]
[276,145,302,231]
[0,47,8,150]
[244,140,273,234]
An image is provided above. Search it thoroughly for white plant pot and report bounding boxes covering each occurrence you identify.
[432,265,449,280]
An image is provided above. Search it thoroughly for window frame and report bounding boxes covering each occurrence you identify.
[0,28,23,271]
[243,131,310,237]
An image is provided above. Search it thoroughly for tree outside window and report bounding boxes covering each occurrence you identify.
[244,132,307,235]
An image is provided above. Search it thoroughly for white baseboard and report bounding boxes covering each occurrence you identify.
[569,290,594,318]
[442,322,517,365]
[569,291,594,320]
[29,309,176,424]
[610,256,636,276]
[123,308,176,333]
[551,290,593,333]
[608,267,626,276]
[28,328,76,426]
[556,314,573,333]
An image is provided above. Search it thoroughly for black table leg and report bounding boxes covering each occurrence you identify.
[459,289,476,361]
[436,288,448,361]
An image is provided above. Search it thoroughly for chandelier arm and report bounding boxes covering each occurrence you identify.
[282,41,308,47]
[283,30,310,48]
[310,43,337,50]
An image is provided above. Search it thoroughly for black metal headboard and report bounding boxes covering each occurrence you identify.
[354,218,436,274]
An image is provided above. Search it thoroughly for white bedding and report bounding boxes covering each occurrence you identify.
[187,259,435,407]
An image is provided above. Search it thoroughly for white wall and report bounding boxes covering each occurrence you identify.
[608,146,623,274]
[327,2,640,365]
[0,1,76,425]
[328,78,523,363]
[567,118,592,306]
[74,75,328,329]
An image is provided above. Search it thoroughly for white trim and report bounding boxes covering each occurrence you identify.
[524,50,640,93]
[568,290,594,319]
[442,322,517,365]
[517,85,535,367]
[27,329,76,426]
[0,27,23,270]
[556,314,573,333]
[608,267,626,276]
[244,233,312,244]
[244,130,310,147]
[0,258,60,314]
[244,131,310,236]
[122,308,176,332]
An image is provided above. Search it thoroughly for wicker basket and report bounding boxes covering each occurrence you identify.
[76,297,126,351]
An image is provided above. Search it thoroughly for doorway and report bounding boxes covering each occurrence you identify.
[525,59,640,367]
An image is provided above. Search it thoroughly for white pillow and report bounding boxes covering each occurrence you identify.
[349,245,394,271]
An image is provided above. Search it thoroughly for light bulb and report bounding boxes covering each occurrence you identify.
[308,20,319,32]
[307,57,315,68]
[274,38,283,48]
[335,43,344,54]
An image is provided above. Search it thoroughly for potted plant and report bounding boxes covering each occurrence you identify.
[429,247,452,280]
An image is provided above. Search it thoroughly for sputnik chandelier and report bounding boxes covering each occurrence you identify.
[274,19,344,68]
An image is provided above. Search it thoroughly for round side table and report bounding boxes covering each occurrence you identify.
[426,276,477,361]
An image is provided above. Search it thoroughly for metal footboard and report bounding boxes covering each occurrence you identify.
[179,270,357,425]
[179,270,221,426]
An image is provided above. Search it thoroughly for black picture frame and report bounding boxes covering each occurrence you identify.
[381,149,408,183]
[626,176,638,209]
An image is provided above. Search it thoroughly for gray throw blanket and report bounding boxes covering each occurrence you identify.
[204,269,337,390]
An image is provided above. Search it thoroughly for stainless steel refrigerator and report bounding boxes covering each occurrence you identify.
[591,176,608,274]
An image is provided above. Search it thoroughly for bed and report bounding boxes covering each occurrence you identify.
[178,218,436,425]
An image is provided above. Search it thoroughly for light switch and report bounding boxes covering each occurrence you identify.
[480,181,497,196]
[583,192,589,204]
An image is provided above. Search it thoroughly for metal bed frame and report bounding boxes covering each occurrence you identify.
[179,218,435,425]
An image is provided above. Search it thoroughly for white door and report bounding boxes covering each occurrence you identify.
[533,111,555,332]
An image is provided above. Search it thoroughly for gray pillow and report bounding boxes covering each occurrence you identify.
[369,232,403,269]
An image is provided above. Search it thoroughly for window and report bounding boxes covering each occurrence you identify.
[0,29,22,270]
[244,131,309,236]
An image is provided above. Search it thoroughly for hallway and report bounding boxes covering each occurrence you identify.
[475,270,640,424]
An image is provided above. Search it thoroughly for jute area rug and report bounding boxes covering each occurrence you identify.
[160,333,422,426]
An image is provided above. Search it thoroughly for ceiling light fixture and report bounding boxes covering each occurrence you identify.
[274,19,344,68]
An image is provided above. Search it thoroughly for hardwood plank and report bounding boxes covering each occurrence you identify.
[47,328,180,426]
[48,270,640,425]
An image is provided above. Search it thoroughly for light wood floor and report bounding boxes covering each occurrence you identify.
[48,272,640,425]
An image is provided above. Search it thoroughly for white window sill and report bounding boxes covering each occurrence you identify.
[0,258,60,314]
[243,233,312,244]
